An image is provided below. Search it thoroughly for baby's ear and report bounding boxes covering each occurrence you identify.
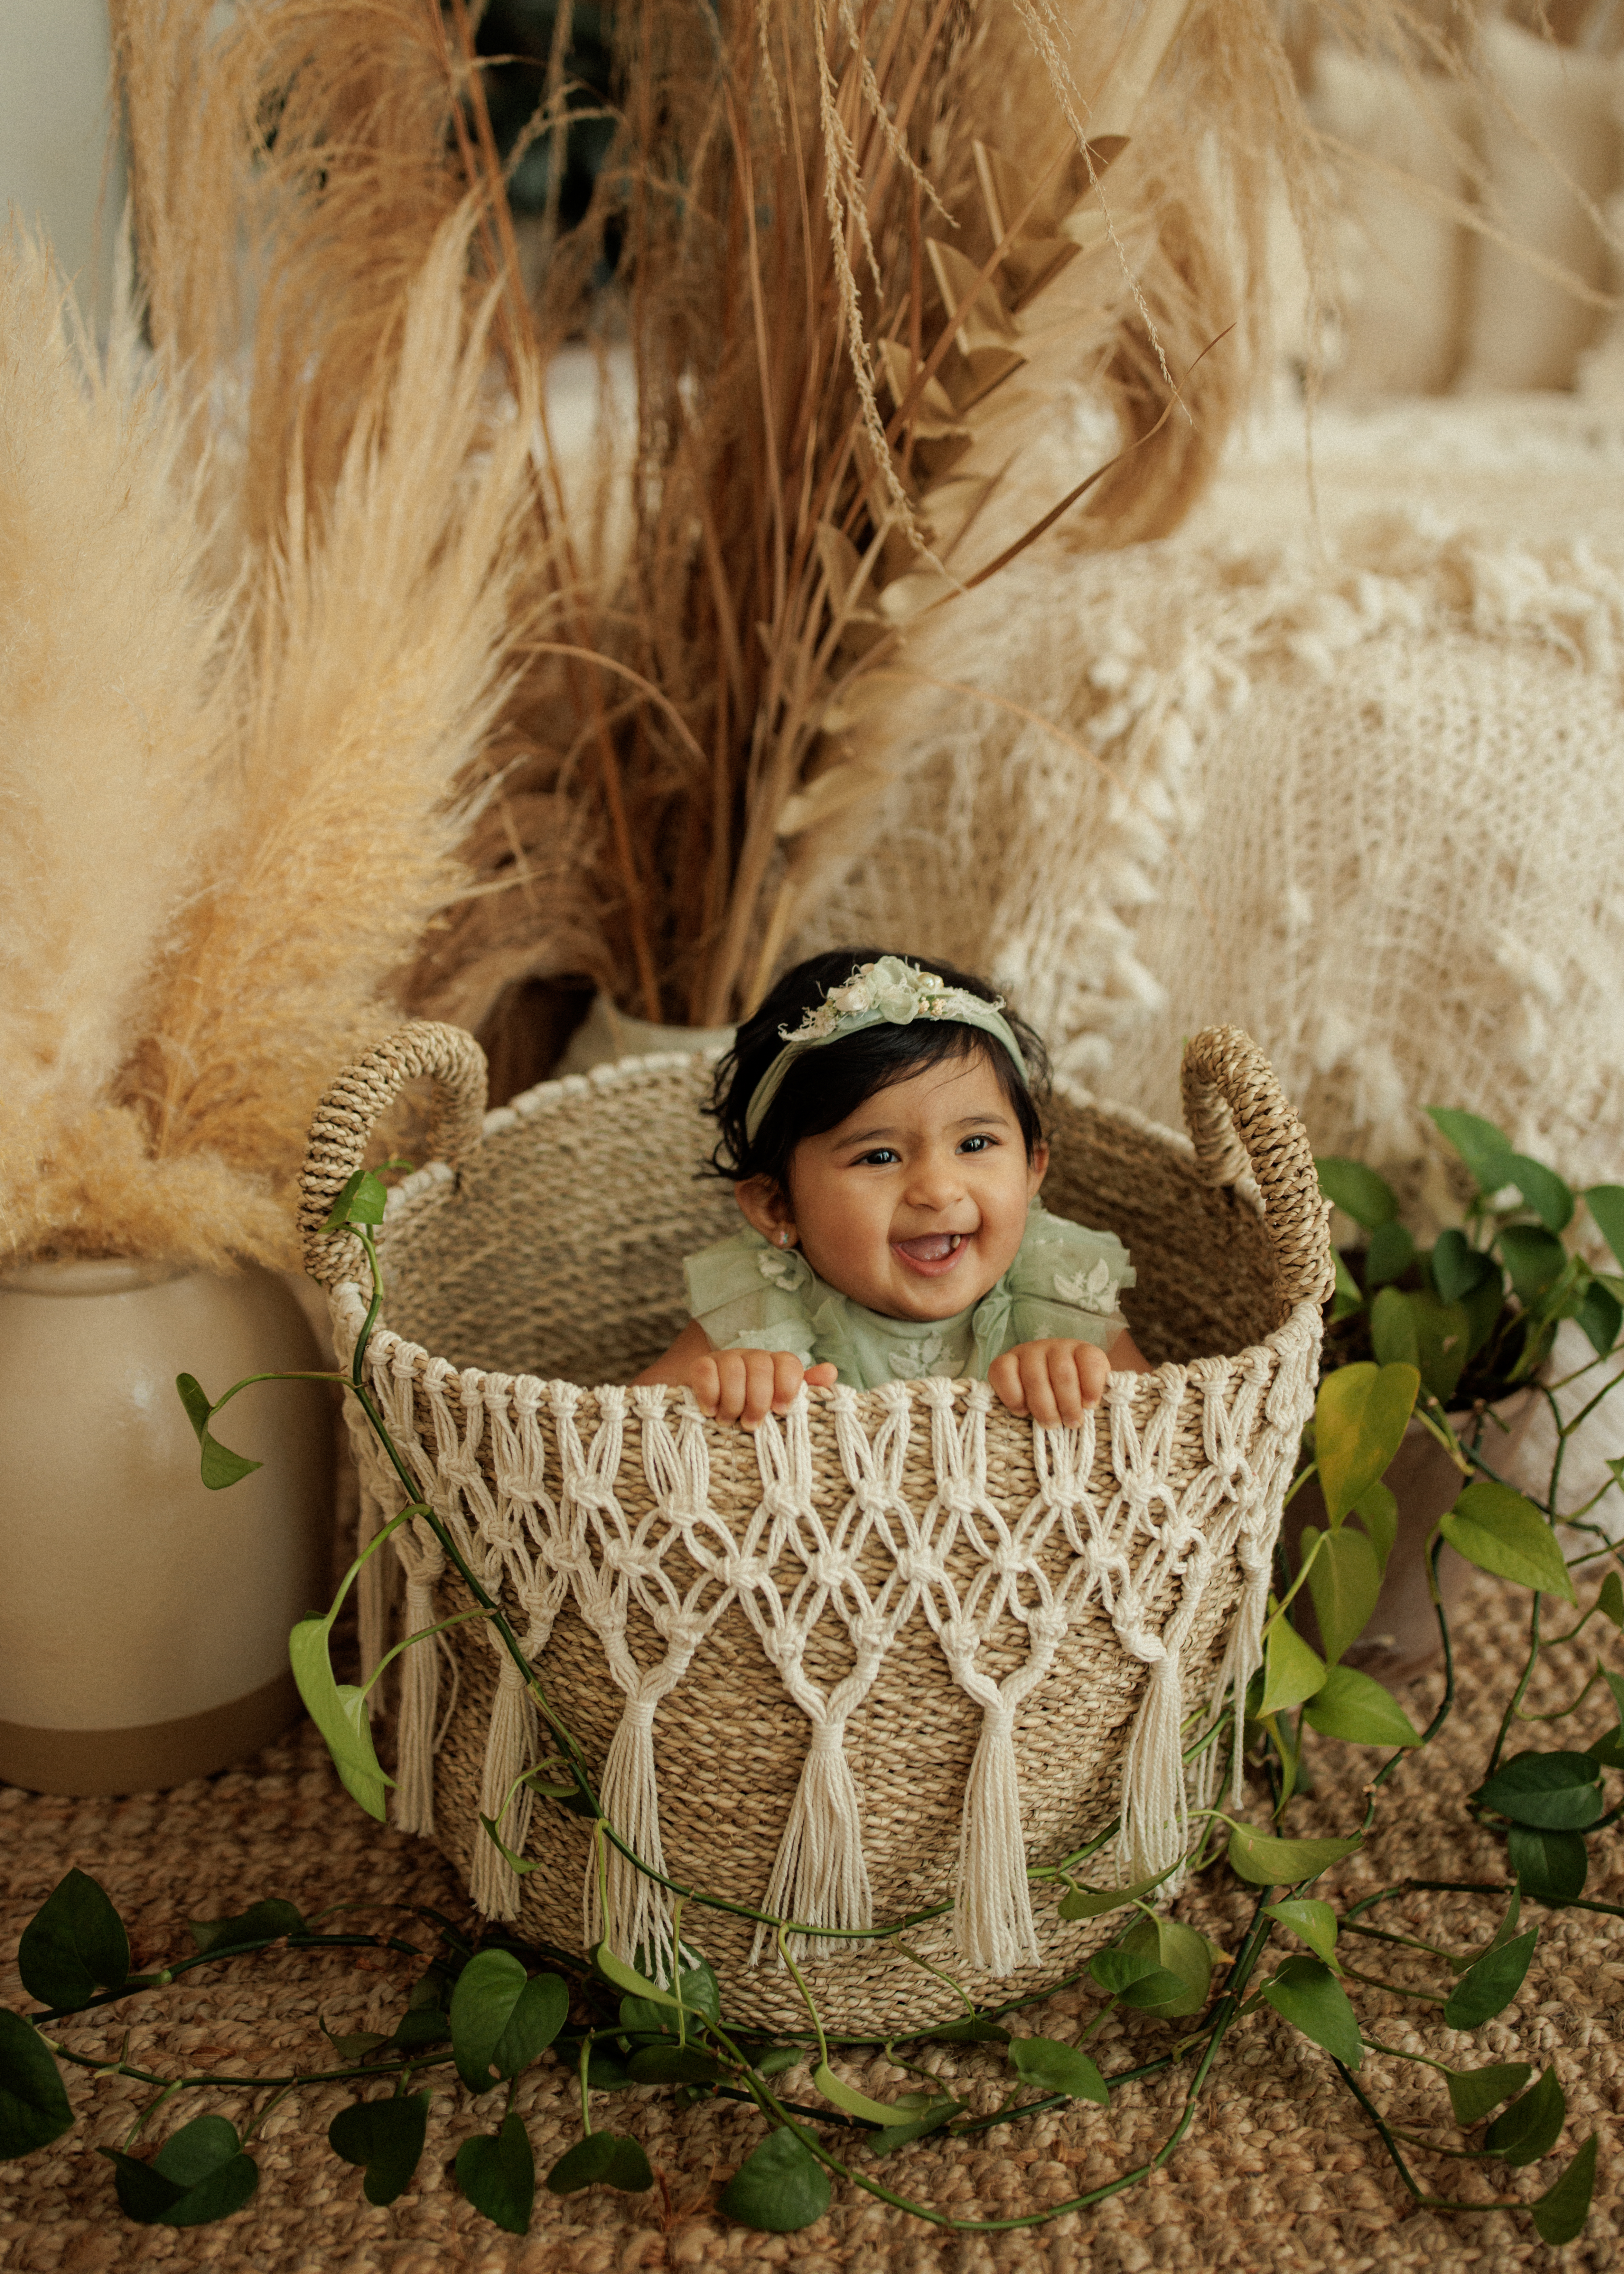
[735,1174,793,1243]
[1026,1140,1050,1201]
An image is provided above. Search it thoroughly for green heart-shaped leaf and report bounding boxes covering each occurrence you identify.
[1504,1154,1574,1235]
[1305,1531,1384,1670]
[1484,2066,1564,2166]
[322,1167,391,1230]
[717,2127,831,2232]
[1506,1825,1589,1904]
[1364,1221,1416,1290]
[189,1899,304,1956]
[0,2011,73,2159]
[1087,1947,1188,2006]
[1005,2036,1109,2101]
[102,2115,259,2227]
[618,1956,721,2034]
[18,1869,130,2009]
[1427,1108,1515,1194]
[1575,1278,1622,1360]
[449,1952,568,2093]
[289,1614,393,1820]
[811,2060,913,2126]
[455,2111,535,2233]
[1498,1225,1567,1308]
[545,2130,653,2195]
[1431,1229,1497,1306]
[1058,1868,1171,1922]
[1226,1825,1362,1887]
[1259,1956,1362,2068]
[627,2043,724,2086]
[1444,2059,1532,2127]
[328,2091,431,2206]
[1316,1159,1398,1230]
[1264,1898,1340,1968]
[174,1374,262,1490]
[1442,1928,1538,2030]
[1439,1484,1574,1603]
[1260,1615,1326,1718]
[1585,1186,1624,1272]
[1476,1751,1601,1831]
[1314,1363,1418,1526]
[1530,2135,1597,2246]
[1302,1664,1422,1749]
[1119,1917,1214,2017]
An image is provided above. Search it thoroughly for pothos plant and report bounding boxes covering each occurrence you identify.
[2,1148,1619,2246]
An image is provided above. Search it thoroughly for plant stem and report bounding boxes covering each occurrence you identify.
[1487,1595,1543,1780]
[1333,2063,1522,2217]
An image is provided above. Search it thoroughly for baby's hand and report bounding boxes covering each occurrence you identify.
[692,1349,839,1429]
[988,1338,1111,1427]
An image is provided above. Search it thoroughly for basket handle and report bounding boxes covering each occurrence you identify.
[297,1020,489,1288]
[1179,1025,1333,1324]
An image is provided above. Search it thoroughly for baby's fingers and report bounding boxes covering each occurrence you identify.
[988,1350,1028,1417]
[805,1362,839,1390]
[737,1351,800,1429]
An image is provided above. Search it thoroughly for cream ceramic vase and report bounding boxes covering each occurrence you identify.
[0,1260,333,1796]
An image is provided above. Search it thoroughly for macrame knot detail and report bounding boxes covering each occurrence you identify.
[895,1547,947,1590]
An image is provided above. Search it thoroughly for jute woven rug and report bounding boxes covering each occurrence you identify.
[2,1567,1619,2274]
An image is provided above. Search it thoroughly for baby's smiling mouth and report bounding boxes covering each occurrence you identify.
[893,1231,969,1274]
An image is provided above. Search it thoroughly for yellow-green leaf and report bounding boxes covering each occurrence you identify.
[1261,1616,1326,1717]
[1306,1528,1382,1666]
[1440,1483,1574,1603]
[1314,1363,1419,1525]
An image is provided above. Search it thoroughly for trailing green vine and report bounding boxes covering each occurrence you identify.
[3,1120,1620,2245]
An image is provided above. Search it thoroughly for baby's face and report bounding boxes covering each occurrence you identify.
[745,1050,1048,1323]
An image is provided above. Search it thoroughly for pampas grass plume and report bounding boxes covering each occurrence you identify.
[0,209,538,1269]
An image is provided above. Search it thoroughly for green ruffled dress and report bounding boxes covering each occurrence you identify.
[682,1205,1134,1391]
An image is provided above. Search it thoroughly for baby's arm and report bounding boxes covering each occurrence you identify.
[634,1320,838,1428]
[987,1330,1151,1427]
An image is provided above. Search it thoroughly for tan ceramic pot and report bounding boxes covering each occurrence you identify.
[0,1260,333,1795]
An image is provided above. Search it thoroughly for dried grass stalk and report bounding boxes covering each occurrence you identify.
[107,0,1473,1070]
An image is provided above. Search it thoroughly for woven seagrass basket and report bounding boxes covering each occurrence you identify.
[298,1022,1330,2035]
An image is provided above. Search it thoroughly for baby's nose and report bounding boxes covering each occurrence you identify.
[904,1158,966,1209]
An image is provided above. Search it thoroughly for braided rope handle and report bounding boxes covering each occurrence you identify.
[1179,1025,1333,1324]
[298,1021,489,1288]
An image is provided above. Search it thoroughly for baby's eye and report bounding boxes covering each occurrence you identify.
[959,1134,996,1154]
[854,1148,900,1167]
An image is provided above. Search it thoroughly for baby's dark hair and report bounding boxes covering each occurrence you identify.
[706,948,1050,1193]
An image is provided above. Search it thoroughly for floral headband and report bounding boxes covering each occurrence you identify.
[743,956,1030,1142]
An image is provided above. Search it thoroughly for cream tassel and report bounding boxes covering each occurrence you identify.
[1203,1531,1272,1812]
[1118,1532,1215,1883]
[470,1653,537,1920]
[753,1718,873,1964]
[954,1702,1041,1976]
[391,1570,440,1836]
[586,1695,674,1980]
[1118,1648,1189,1884]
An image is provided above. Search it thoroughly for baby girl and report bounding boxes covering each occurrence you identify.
[637,950,1150,1425]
